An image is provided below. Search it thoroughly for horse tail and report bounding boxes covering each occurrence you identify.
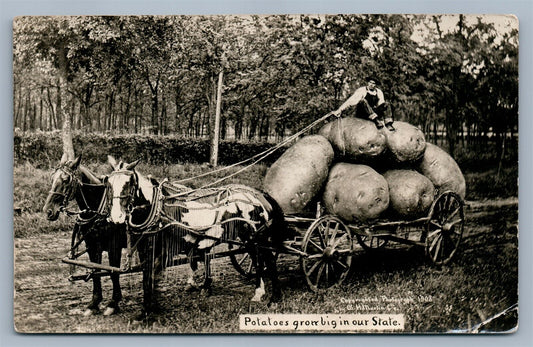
[262,192,290,247]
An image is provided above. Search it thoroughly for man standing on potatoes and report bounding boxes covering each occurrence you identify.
[331,76,395,131]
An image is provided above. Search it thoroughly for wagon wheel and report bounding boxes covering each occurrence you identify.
[228,244,279,279]
[228,244,255,279]
[355,233,389,251]
[424,191,465,265]
[300,215,353,292]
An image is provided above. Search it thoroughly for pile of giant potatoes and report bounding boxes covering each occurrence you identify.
[263,117,466,223]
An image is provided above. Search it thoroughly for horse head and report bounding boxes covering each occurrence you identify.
[43,154,82,221]
[105,157,153,224]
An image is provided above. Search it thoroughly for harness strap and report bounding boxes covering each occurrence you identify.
[127,184,163,232]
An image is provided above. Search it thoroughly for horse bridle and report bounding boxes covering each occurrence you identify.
[48,166,80,210]
[106,170,139,214]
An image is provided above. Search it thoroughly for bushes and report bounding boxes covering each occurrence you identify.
[14,131,284,167]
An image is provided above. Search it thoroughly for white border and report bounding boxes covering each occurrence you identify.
[2,1,531,346]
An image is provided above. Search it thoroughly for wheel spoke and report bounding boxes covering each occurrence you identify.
[444,206,461,223]
[331,233,348,249]
[328,223,340,246]
[447,218,464,228]
[442,195,448,212]
[246,260,253,274]
[428,229,442,240]
[335,259,348,269]
[336,248,352,254]
[305,258,322,277]
[441,232,453,252]
[308,254,323,259]
[328,263,338,282]
[308,239,324,252]
[238,253,249,267]
[431,235,443,262]
[430,221,443,229]
[317,225,326,248]
[314,263,326,287]
[323,220,331,245]
[429,233,441,253]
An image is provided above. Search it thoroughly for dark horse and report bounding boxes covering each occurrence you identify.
[43,154,126,316]
[104,158,287,316]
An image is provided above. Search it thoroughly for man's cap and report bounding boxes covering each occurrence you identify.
[365,76,380,85]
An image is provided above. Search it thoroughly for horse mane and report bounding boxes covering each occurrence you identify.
[79,165,104,185]
[134,169,154,203]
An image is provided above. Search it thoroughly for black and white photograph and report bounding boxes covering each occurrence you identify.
[12,14,519,334]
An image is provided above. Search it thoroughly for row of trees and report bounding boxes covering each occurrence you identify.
[13,14,518,157]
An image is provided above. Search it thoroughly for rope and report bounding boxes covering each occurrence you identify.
[169,112,333,196]
[172,112,333,186]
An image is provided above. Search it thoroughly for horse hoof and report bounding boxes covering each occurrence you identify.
[133,311,148,322]
[83,308,98,316]
[251,294,263,302]
[103,307,116,316]
[185,283,199,293]
[200,288,212,297]
[267,302,279,309]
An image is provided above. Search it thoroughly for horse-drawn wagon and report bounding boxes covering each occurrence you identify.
[52,156,464,314]
[45,113,465,317]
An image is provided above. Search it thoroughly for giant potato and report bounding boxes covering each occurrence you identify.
[323,163,389,222]
[384,121,426,163]
[416,143,466,198]
[263,135,334,214]
[383,170,435,218]
[318,117,387,161]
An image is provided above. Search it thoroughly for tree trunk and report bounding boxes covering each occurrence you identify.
[159,93,167,135]
[210,70,223,166]
[57,44,75,159]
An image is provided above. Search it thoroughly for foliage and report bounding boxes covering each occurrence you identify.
[14,131,284,166]
[13,15,518,158]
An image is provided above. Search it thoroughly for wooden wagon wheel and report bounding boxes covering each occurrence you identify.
[424,191,465,265]
[228,244,279,279]
[300,215,353,292]
[228,244,255,279]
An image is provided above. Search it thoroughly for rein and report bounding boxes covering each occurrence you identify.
[171,112,334,193]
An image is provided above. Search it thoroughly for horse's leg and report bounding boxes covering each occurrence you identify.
[250,245,266,302]
[85,240,103,316]
[137,234,156,319]
[140,232,164,318]
[103,232,123,316]
[200,251,213,296]
[264,250,282,304]
[184,248,200,292]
